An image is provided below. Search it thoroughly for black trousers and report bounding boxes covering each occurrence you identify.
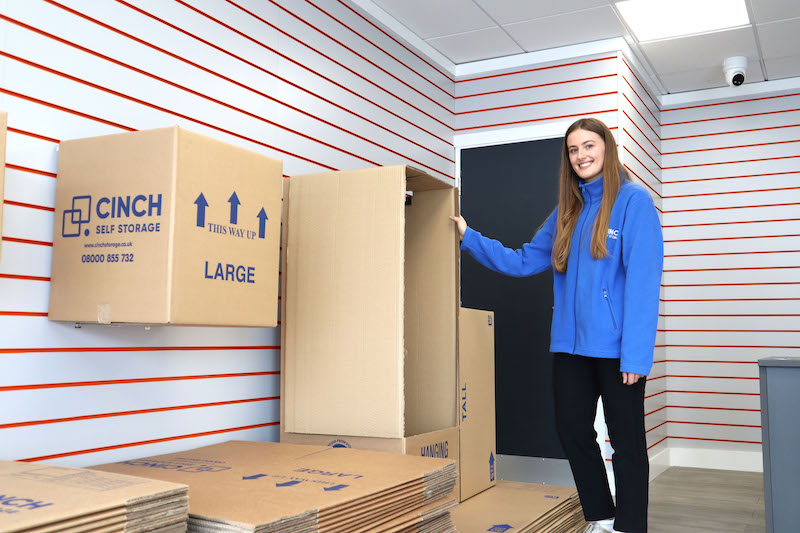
[553,353,649,533]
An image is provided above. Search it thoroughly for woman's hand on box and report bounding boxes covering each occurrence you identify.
[449,215,467,241]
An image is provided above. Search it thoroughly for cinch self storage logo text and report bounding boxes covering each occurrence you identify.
[62,194,163,238]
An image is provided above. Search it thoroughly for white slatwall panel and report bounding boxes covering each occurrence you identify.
[455,53,619,133]
[616,53,666,460]
[662,90,800,462]
[0,0,454,467]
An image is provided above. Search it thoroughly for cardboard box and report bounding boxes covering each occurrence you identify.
[90,440,458,533]
[0,111,6,260]
[282,166,459,438]
[458,307,497,501]
[451,481,586,533]
[48,126,282,326]
[0,460,188,533]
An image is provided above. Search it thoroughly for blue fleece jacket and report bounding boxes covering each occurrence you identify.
[461,177,663,375]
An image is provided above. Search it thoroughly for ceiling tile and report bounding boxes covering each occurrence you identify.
[749,0,800,24]
[757,19,800,59]
[503,6,626,52]
[425,27,524,63]
[472,0,610,26]
[764,55,800,80]
[659,59,765,93]
[639,27,758,74]
[371,0,495,39]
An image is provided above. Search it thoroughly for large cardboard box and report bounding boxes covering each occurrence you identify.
[0,112,6,259]
[48,126,282,326]
[282,166,459,438]
[458,307,497,501]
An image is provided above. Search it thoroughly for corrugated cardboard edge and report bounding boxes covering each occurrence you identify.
[280,177,289,437]
[165,126,180,325]
[0,111,7,261]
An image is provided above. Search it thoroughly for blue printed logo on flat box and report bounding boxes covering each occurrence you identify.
[489,452,495,482]
[488,314,492,326]
[487,525,513,532]
[62,195,92,238]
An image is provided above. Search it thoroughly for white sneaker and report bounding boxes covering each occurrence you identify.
[584,523,613,533]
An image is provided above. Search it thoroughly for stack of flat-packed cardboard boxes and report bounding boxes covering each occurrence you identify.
[90,440,457,533]
[0,460,188,533]
[452,481,586,533]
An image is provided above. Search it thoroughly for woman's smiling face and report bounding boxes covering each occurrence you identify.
[567,128,605,182]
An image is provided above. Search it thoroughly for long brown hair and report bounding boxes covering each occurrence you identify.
[551,118,626,273]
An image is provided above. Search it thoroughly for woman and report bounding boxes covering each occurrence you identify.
[451,118,663,533]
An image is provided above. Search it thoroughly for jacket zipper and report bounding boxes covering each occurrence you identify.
[573,191,593,352]
[603,288,619,331]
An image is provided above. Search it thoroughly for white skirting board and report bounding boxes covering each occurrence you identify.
[666,447,763,473]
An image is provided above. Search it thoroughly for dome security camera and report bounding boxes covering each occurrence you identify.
[723,56,747,87]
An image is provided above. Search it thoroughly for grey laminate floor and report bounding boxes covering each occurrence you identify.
[649,467,765,533]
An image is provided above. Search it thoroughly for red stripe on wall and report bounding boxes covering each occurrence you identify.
[0,86,134,131]
[0,311,49,317]
[663,170,800,185]
[0,371,280,392]
[457,56,616,83]
[662,107,800,127]
[646,421,667,434]
[667,390,760,392]
[1,236,53,247]
[0,346,279,355]
[0,397,280,429]
[663,154,800,170]
[664,250,800,258]
[647,436,668,451]
[666,360,758,364]
[454,109,618,132]
[665,234,800,243]
[662,123,800,141]
[668,436,761,445]
[663,217,800,229]
[664,186,800,199]
[457,74,617,99]
[456,91,616,115]
[665,347,796,351]
[6,163,58,178]
[663,138,800,155]
[663,281,800,287]
[4,200,54,212]
[662,201,800,214]
[669,420,761,429]
[669,404,760,410]
[6,126,60,143]
[662,312,800,316]
[662,329,800,333]
[0,274,51,282]
[19,421,280,462]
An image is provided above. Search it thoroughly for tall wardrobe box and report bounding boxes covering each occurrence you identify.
[48,126,282,326]
[281,165,460,439]
[458,308,497,501]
